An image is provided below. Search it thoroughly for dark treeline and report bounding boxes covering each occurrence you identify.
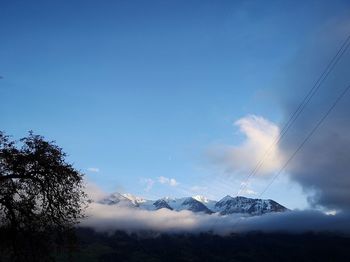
[53,228,350,262]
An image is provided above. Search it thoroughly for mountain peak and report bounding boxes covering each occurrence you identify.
[182,197,213,214]
[122,193,146,204]
[192,195,209,203]
[99,192,288,216]
[219,195,234,202]
[214,195,288,215]
[162,196,176,201]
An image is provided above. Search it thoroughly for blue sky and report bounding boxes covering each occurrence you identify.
[1,0,349,209]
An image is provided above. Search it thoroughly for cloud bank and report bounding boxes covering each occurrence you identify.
[82,203,350,235]
[280,19,350,211]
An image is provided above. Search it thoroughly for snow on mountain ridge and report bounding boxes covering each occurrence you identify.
[214,195,288,215]
[99,193,288,215]
[122,193,146,205]
[192,195,209,203]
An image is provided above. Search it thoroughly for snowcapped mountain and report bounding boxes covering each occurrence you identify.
[99,193,288,215]
[122,193,147,205]
[152,199,173,210]
[213,195,288,215]
[162,197,213,214]
[192,195,209,203]
[99,192,138,207]
[192,195,217,210]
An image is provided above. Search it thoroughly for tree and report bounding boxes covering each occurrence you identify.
[0,131,87,261]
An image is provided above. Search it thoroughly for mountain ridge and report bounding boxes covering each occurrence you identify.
[99,193,288,216]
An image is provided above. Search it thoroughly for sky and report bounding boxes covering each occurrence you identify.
[1,0,350,211]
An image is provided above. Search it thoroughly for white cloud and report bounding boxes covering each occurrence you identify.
[140,178,155,192]
[87,167,100,173]
[82,203,350,235]
[239,182,257,195]
[241,188,257,195]
[158,176,179,186]
[85,181,108,202]
[240,182,248,186]
[207,115,284,176]
[169,178,178,186]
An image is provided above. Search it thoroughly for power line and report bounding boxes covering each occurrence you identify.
[258,83,350,197]
[229,83,350,232]
[236,34,350,196]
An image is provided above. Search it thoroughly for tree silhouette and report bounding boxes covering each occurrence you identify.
[0,131,87,261]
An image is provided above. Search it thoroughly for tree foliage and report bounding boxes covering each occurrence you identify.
[0,131,87,261]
